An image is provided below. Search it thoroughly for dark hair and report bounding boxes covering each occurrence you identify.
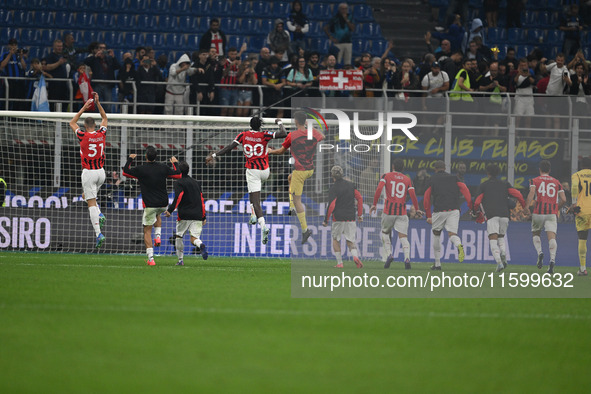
[228,47,238,53]
[146,146,158,162]
[294,111,306,126]
[250,117,262,131]
[434,160,446,170]
[486,163,500,177]
[581,156,591,170]
[178,161,190,175]
[539,160,551,173]
[210,18,219,25]
[84,117,95,129]
[393,158,405,171]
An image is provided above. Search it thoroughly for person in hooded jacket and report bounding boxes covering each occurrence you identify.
[165,53,197,115]
[267,19,291,63]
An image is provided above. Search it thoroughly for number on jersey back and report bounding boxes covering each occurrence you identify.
[531,175,562,214]
[77,126,107,170]
[380,172,413,215]
[234,130,275,170]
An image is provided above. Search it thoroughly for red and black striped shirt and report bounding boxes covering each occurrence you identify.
[530,175,563,215]
[77,126,106,170]
[373,171,419,215]
[234,130,276,170]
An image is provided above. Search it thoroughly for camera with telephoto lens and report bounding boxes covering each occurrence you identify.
[17,48,28,55]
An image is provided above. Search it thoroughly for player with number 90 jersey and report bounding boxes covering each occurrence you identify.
[234,129,275,170]
[77,126,107,170]
[373,171,419,215]
[530,174,563,215]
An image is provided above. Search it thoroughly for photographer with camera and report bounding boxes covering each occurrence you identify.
[84,42,120,112]
[43,39,69,111]
[0,38,28,110]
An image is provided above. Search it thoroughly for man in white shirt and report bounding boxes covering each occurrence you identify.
[541,53,572,132]
[421,62,449,97]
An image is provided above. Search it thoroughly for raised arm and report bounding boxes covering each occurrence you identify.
[274,118,289,139]
[508,187,526,208]
[206,141,239,165]
[457,182,472,210]
[525,184,536,210]
[93,92,108,128]
[69,98,94,133]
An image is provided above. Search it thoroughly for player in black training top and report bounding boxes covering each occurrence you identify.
[423,160,472,270]
[322,166,364,269]
[164,161,208,265]
[122,146,181,266]
[473,164,527,272]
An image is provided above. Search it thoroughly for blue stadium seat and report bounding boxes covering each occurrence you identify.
[145,33,165,49]
[124,32,145,48]
[179,16,200,31]
[583,46,591,60]
[507,28,526,44]
[486,27,507,43]
[33,11,53,26]
[137,14,159,31]
[167,51,178,65]
[352,38,371,56]
[117,14,136,31]
[69,0,87,8]
[525,0,543,10]
[582,31,591,47]
[54,11,74,27]
[357,22,382,38]
[516,45,533,59]
[150,0,169,14]
[74,12,96,29]
[40,29,57,44]
[44,0,62,10]
[80,30,103,44]
[221,19,240,35]
[353,4,374,23]
[86,0,108,12]
[13,10,34,27]
[231,0,253,17]
[127,0,149,13]
[260,19,275,35]
[249,35,265,50]
[548,45,560,59]
[547,0,562,11]
[227,35,246,50]
[210,0,231,15]
[307,22,324,38]
[104,31,124,48]
[27,46,42,59]
[527,28,546,44]
[28,0,47,10]
[523,10,537,27]
[199,17,213,32]
[159,15,178,32]
[469,0,483,7]
[20,29,39,45]
[185,34,200,50]
[371,40,389,57]
[272,2,290,18]
[96,13,116,27]
[252,1,273,18]
[167,33,186,49]
[170,0,190,15]
[547,30,564,45]
[191,0,211,15]
[240,18,261,35]
[0,9,11,27]
[305,3,333,21]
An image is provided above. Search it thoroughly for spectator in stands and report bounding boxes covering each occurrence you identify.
[199,18,227,57]
[462,18,485,54]
[255,47,272,77]
[190,50,216,116]
[43,39,70,111]
[268,19,291,63]
[485,0,500,28]
[514,58,535,132]
[418,53,436,81]
[26,58,52,102]
[450,58,475,102]
[324,3,355,67]
[136,55,162,114]
[84,42,120,112]
[441,50,463,80]
[444,0,469,27]
[307,51,321,96]
[473,36,493,64]
[261,57,285,118]
[568,61,591,115]
[287,1,310,54]
[431,14,465,53]
[73,63,93,111]
[0,38,28,111]
[208,48,224,83]
[425,33,452,62]
[118,58,136,106]
[63,33,86,69]
[133,46,146,70]
[506,0,525,28]
[219,45,246,116]
[413,169,430,196]
[236,58,257,117]
[164,54,196,115]
[274,49,289,68]
[389,58,420,101]
[479,61,509,133]
[422,61,450,98]
[285,56,314,97]
[560,4,584,60]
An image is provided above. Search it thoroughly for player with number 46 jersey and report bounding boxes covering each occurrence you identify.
[369,158,423,270]
[206,117,287,245]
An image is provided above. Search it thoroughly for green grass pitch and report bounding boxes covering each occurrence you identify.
[0,252,589,393]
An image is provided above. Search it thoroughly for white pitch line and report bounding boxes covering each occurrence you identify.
[0,302,589,321]
[0,262,287,272]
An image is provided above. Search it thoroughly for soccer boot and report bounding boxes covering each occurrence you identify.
[147,258,156,266]
[176,259,184,266]
[384,255,394,269]
[95,233,105,248]
[262,226,270,244]
[404,258,411,270]
[98,213,106,230]
[536,252,544,269]
[334,263,344,268]
[154,236,161,247]
[201,243,208,260]
[301,228,312,244]
[495,264,505,273]
[501,254,508,268]
[577,269,588,276]
[353,256,363,268]
[547,260,555,274]
[430,264,442,271]
[458,244,465,263]
[249,215,257,225]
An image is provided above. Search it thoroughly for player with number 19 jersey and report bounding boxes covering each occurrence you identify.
[77,126,107,170]
[530,174,563,215]
[234,129,275,170]
[373,171,419,216]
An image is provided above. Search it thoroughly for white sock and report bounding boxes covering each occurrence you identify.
[549,239,557,261]
[335,251,343,264]
[381,232,392,257]
[154,227,161,238]
[258,216,266,228]
[489,239,502,265]
[146,248,154,260]
[433,234,441,266]
[88,206,101,236]
[175,237,184,259]
[533,235,542,255]
[192,238,203,248]
[449,234,461,248]
[250,203,255,215]
[498,237,506,259]
[400,237,410,261]
[351,248,359,258]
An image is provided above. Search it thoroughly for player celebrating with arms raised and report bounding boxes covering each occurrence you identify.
[206,117,288,245]
[69,92,107,248]
[369,158,423,269]
[570,156,591,276]
[525,160,566,274]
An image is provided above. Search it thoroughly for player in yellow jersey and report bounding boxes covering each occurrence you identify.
[570,156,591,276]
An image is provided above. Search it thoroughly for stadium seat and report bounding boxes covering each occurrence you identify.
[548,45,560,59]
[191,0,211,15]
[0,9,11,27]
[527,28,546,44]
[185,34,200,50]
[54,11,74,27]
[272,2,290,18]
[230,0,253,17]
[86,0,108,12]
[353,4,374,23]
[96,13,116,28]
[523,10,537,27]
[19,29,39,45]
[240,18,261,35]
[359,22,382,38]
[198,17,213,32]
[159,15,178,32]
[40,29,57,44]
[352,38,371,56]
[170,0,190,15]
[308,38,331,54]
[145,33,165,49]
[148,0,168,15]
[74,12,96,29]
[44,0,62,10]
[547,30,565,46]
[308,22,325,38]
[110,0,130,12]
[583,46,591,60]
[486,27,507,43]
[69,0,87,8]
[210,0,231,15]
[137,14,159,31]
[104,31,124,48]
[117,14,136,31]
[124,32,145,48]
[179,16,200,31]
[372,40,389,57]
[28,0,46,10]
[34,11,54,26]
[469,0,483,7]
[167,33,186,50]
[260,19,275,35]
[305,3,333,21]
[249,35,265,50]
[252,1,273,18]
[27,46,42,59]
[13,10,34,27]
[547,0,562,11]
[507,28,526,44]
[515,45,533,59]
[80,30,103,45]
[227,35,246,50]
[0,27,17,43]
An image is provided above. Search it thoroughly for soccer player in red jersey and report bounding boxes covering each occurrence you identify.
[525,160,566,273]
[69,92,107,248]
[370,158,423,269]
[206,117,288,245]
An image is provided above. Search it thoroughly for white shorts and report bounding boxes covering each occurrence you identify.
[332,221,356,242]
[431,210,460,234]
[531,214,558,233]
[142,207,167,226]
[514,99,535,116]
[81,168,106,201]
[176,220,203,239]
[245,168,270,193]
[487,216,509,236]
[381,214,409,235]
